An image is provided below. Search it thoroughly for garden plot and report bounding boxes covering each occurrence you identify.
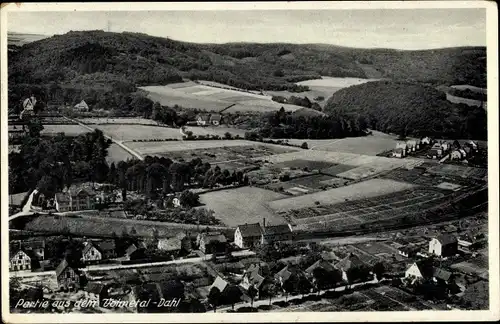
[268,179,416,212]
[41,124,91,136]
[94,124,182,141]
[199,186,288,227]
[272,159,336,172]
[427,164,487,181]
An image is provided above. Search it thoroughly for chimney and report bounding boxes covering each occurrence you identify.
[263,218,266,228]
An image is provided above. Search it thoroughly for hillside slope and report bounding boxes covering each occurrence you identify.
[8,30,486,112]
[323,81,487,140]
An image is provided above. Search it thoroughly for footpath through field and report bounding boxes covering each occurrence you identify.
[63,116,144,161]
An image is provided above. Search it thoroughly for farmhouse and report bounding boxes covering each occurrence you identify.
[274,265,303,287]
[210,276,229,294]
[392,148,405,158]
[239,264,268,298]
[74,100,89,111]
[56,259,81,291]
[10,240,45,260]
[55,186,98,212]
[209,114,222,126]
[81,241,103,263]
[458,232,486,252]
[407,139,420,151]
[197,232,227,254]
[305,259,336,275]
[404,259,434,282]
[395,142,408,155]
[429,235,458,257]
[234,223,264,249]
[125,242,147,260]
[95,240,117,259]
[157,237,182,256]
[195,114,211,126]
[10,249,32,271]
[85,282,111,307]
[429,143,444,159]
[450,150,462,160]
[433,267,453,285]
[262,223,293,244]
[334,254,369,283]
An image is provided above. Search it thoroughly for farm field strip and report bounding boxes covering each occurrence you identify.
[40,124,92,136]
[94,124,182,141]
[77,117,160,125]
[268,179,417,212]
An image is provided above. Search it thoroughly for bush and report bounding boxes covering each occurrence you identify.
[301,142,309,149]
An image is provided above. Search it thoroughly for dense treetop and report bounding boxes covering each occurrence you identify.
[323,81,487,140]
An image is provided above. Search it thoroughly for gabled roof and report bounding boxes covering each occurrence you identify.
[435,234,458,246]
[320,251,340,262]
[9,247,31,260]
[334,254,367,271]
[210,114,222,122]
[97,240,116,253]
[413,259,435,278]
[55,259,71,277]
[125,244,138,256]
[210,276,228,293]
[82,241,99,255]
[244,271,265,289]
[55,192,71,203]
[74,100,89,109]
[394,148,404,154]
[305,259,335,274]
[86,282,108,295]
[275,265,293,282]
[263,224,292,236]
[433,268,452,281]
[201,232,227,245]
[237,223,263,238]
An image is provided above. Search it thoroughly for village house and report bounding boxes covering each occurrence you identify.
[392,148,405,158]
[459,148,467,159]
[429,143,444,159]
[81,241,103,263]
[11,240,45,261]
[210,276,229,294]
[85,282,111,307]
[10,249,32,271]
[197,232,227,254]
[334,253,369,283]
[428,235,458,257]
[210,114,222,126]
[234,223,264,249]
[74,100,89,111]
[274,265,304,288]
[395,142,408,156]
[56,259,81,291]
[398,245,420,258]
[433,267,453,285]
[450,150,462,160]
[404,259,434,283]
[55,187,98,212]
[96,240,117,259]
[125,241,147,260]
[195,113,211,126]
[406,139,420,152]
[458,232,486,253]
[262,223,293,245]
[239,263,269,298]
[421,137,432,145]
[305,259,336,276]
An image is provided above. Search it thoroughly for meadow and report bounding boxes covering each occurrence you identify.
[198,186,288,227]
[78,117,161,125]
[94,124,182,141]
[40,124,91,136]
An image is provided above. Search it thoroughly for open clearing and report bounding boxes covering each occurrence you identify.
[127,140,299,162]
[41,124,91,136]
[268,178,416,212]
[199,186,288,227]
[140,82,302,113]
[94,124,182,141]
[296,76,380,88]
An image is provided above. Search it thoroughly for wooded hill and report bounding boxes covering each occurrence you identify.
[9,30,486,112]
[323,81,487,140]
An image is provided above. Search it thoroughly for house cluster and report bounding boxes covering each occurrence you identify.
[393,138,424,158]
[428,140,479,162]
[8,124,28,140]
[54,183,115,212]
[19,96,36,119]
[9,240,46,272]
[192,113,223,126]
[234,221,293,249]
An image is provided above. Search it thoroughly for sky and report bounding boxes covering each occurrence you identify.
[7,8,486,50]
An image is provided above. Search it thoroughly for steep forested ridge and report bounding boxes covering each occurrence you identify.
[323,81,487,140]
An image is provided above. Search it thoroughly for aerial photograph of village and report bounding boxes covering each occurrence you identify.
[5,4,492,316]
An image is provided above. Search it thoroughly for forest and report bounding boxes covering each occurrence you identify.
[243,107,366,140]
[323,81,487,140]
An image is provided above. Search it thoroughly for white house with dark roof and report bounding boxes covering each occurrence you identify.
[10,249,32,271]
[429,235,458,257]
[234,223,264,249]
[81,241,103,263]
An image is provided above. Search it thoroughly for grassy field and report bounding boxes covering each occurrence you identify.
[78,117,161,125]
[268,179,416,212]
[272,159,336,171]
[94,124,182,141]
[127,140,298,162]
[140,82,302,113]
[185,126,247,138]
[41,124,91,136]
[427,164,487,180]
[199,186,288,227]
